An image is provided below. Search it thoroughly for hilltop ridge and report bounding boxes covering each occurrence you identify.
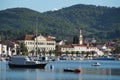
[0,4,120,41]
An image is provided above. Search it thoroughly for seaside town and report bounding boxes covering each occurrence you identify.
[0,29,120,61]
[0,1,120,80]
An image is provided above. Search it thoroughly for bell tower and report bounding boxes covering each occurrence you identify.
[79,29,83,45]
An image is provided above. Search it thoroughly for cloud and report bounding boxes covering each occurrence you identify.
[52,8,58,11]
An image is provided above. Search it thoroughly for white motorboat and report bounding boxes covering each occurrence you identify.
[92,62,101,66]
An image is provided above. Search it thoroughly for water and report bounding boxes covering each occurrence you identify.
[0,60,120,80]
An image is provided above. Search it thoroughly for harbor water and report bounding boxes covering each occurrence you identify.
[0,60,120,80]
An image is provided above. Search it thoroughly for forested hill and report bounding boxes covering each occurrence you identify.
[0,4,120,41]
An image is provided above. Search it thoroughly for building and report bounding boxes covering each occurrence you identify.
[57,30,104,56]
[59,44,103,56]
[0,40,17,56]
[18,34,56,56]
[0,44,7,56]
[79,29,83,45]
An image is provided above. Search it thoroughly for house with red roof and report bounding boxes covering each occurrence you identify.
[0,40,17,56]
[57,30,104,56]
[17,34,56,56]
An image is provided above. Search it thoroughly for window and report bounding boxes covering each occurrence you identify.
[47,43,54,45]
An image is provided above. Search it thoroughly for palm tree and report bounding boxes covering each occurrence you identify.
[76,51,79,57]
[53,50,58,56]
[71,51,75,56]
[49,50,52,56]
[85,51,90,58]
[81,51,85,57]
[58,51,62,56]
[91,51,96,57]
[65,51,69,56]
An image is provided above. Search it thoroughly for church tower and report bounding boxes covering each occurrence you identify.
[79,29,83,45]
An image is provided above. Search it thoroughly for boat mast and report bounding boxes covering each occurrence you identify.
[0,33,3,56]
[35,17,38,56]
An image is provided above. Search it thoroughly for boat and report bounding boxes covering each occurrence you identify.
[8,56,47,69]
[0,57,6,61]
[92,62,101,66]
[63,68,81,73]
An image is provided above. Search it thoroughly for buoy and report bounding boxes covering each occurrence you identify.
[50,64,54,70]
[50,64,52,69]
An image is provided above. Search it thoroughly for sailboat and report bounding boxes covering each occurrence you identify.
[8,56,47,69]
[8,18,47,69]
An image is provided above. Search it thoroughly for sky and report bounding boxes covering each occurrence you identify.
[0,0,120,12]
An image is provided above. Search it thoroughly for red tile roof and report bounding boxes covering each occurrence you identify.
[59,44,74,48]
[18,34,54,41]
[18,35,35,40]
[45,37,53,41]
[25,35,34,40]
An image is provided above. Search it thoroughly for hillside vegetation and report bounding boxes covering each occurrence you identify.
[0,4,120,41]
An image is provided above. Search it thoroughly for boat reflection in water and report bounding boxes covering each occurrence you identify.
[81,67,120,78]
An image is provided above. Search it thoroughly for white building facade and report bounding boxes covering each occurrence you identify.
[18,34,56,55]
[58,29,103,56]
[0,44,7,56]
[59,44,103,56]
[0,40,17,56]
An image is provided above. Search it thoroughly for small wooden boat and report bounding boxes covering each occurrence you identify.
[92,62,101,66]
[64,68,81,73]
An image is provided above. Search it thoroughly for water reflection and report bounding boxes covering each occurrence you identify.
[0,61,120,80]
[81,67,120,76]
[79,67,120,80]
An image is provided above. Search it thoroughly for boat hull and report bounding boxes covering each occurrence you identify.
[64,68,80,73]
[8,63,47,69]
[92,64,100,66]
[64,69,74,72]
[92,62,101,66]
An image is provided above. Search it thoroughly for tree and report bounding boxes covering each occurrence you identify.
[49,50,52,56]
[65,51,69,56]
[91,51,96,57]
[85,51,90,58]
[113,46,120,58]
[81,51,85,57]
[113,46,120,54]
[20,42,28,55]
[29,50,35,55]
[76,51,80,56]
[52,50,58,56]
[73,35,79,44]
[71,51,75,56]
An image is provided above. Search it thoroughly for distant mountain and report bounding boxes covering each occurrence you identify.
[0,4,120,41]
